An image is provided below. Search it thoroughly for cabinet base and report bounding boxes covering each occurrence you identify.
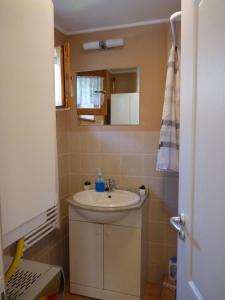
[70,283,140,300]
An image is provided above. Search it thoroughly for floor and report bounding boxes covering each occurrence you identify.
[64,283,163,300]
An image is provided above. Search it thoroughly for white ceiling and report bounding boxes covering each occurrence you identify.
[53,0,181,35]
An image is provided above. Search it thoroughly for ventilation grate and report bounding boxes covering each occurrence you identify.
[6,268,41,300]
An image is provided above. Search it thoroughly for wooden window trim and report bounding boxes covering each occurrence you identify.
[56,43,71,109]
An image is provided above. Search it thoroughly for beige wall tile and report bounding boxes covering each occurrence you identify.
[70,154,81,173]
[68,132,80,153]
[59,175,69,199]
[120,132,144,154]
[143,155,161,177]
[119,176,146,189]
[56,110,67,133]
[79,174,96,188]
[58,154,69,177]
[143,131,160,155]
[121,155,144,176]
[147,263,167,283]
[148,222,167,244]
[57,134,69,155]
[80,132,101,153]
[149,198,170,222]
[69,174,82,194]
[148,242,167,265]
[165,223,177,246]
[101,154,121,176]
[60,197,69,218]
[80,154,102,174]
[100,132,120,154]
[164,176,179,204]
[149,177,166,199]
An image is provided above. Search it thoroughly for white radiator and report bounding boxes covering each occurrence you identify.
[24,206,59,251]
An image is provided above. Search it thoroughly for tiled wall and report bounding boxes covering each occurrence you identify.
[65,129,178,283]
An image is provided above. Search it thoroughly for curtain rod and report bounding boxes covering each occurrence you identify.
[170,11,182,47]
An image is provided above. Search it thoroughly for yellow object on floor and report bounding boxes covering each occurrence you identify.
[5,239,24,282]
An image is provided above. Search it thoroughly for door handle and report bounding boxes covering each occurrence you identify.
[170,213,185,241]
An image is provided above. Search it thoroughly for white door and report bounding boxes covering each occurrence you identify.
[175,1,225,299]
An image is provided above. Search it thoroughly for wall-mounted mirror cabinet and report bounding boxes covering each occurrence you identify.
[76,67,140,126]
[54,43,72,109]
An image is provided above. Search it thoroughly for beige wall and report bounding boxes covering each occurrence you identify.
[67,24,168,132]
[55,28,66,46]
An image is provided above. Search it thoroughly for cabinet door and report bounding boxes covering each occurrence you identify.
[69,221,103,289]
[104,225,141,296]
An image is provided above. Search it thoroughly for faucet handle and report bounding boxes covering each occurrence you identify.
[109,178,116,190]
[105,178,116,192]
[108,178,114,185]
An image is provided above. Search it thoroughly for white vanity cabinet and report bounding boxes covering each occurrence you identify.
[69,201,147,300]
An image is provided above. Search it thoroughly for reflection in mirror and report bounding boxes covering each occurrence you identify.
[76,67,140,126]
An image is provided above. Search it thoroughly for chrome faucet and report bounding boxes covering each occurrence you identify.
[106,178,116,192]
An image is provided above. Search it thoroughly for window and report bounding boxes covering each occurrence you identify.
[77,76,104,109]
[54,46,64,107]
[54,43,71,109]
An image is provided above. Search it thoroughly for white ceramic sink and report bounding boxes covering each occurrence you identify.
[73,189,140,208]
[69,189,145,223]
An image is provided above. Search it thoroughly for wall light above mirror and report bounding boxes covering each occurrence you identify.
[76,67,140,126]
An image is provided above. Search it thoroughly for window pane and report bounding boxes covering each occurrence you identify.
[77,76,104,108]
[54,47,64,107]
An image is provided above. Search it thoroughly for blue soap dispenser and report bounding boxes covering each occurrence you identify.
[95,168,105,192]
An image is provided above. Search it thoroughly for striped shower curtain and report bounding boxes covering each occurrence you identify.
[156,45,180,172]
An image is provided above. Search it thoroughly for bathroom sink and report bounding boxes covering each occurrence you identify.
[68,189,146,223]
[72,189,140,208]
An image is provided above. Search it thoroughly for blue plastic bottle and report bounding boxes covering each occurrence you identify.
[95,168,105,192]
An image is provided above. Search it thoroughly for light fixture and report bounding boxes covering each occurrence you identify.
[83,38,124,51]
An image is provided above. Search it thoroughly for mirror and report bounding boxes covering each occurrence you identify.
[54,43,72,109]
[76,67,140,126]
